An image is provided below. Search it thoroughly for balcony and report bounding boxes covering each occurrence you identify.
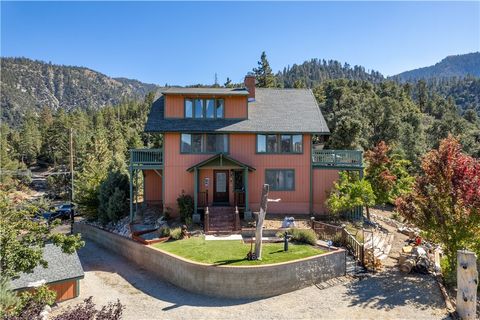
[312,150,363,168]
[130,149,163,168]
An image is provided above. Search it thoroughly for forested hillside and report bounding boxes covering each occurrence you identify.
[1,57,158,125]
[392,52,480,82]
[276,58,384,88]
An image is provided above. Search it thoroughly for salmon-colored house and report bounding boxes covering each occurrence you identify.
[129,75,363,232]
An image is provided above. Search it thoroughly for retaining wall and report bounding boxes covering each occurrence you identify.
[74,223,346,299]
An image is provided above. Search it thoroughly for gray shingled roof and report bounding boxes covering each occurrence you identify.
[160,87,249,96]
[145,88,330,133]
[10,244,84,290]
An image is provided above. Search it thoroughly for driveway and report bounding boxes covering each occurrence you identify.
[53,239,450,320]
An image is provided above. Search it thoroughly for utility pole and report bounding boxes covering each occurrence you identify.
[69,128,74,203]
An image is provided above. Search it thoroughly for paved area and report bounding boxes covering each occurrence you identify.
[52,239,450,320]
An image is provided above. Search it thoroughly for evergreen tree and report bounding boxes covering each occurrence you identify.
[253,51,277,88]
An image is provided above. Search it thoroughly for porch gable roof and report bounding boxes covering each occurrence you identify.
[186,153,255,172]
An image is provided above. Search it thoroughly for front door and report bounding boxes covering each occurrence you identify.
[213,170,229,203]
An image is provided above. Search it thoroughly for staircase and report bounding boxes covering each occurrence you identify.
[206,206,239,234]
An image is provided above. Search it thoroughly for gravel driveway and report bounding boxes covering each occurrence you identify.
[52,239,450,320]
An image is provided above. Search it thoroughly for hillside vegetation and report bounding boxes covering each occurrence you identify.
[1,57,158,124]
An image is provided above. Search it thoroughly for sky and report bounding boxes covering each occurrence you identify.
[1,1,479,86]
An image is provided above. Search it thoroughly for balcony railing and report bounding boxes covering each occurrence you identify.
[130,149,163,166]
[312,150,363,167]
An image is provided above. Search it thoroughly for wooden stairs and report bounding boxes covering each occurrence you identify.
[205,206,241,235]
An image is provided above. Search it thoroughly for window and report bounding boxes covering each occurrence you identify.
[265,169,295,191]
[257,135,266,153]
[185,99,193,118]
[215,99,224,118]
[194,99,204,118]
[205,99,215,118]
[256,134,303,153]
[181,133,228,153]
[184,98,224,119]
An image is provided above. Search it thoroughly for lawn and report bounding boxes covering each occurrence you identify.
[153,236,325,266]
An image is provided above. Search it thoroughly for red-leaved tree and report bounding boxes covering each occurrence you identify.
[396,135,480,271]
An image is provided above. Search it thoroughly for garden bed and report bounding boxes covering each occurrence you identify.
[153,236,325,266]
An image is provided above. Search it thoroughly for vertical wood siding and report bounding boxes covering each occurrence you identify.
[49,280,77,302]
[312,169,340,214]
[144,170,162,202]
[224,96,248,119]
[164,95,184,118]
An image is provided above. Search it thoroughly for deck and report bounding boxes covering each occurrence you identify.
[130,149,363,169]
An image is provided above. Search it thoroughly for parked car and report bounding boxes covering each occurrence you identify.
[40,203,75,222]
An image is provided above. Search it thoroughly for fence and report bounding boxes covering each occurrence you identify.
[312,220,365,266]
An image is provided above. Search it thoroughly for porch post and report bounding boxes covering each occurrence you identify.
[129,166,134,222]
[135,169,139,215]
[194,167,198,215]
[244,167,249,213]
[161,168,165,213]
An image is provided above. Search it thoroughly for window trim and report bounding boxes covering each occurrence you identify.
[265,169,295,191]
[184,98,225,119]
[256,134,304,154]
[180,133,230,154]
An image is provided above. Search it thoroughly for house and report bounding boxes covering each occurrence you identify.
[10,244,84,303]
[129,75,363,232]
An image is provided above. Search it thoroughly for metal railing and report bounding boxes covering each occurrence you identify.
[312,150,363,167]
[130,149,163,165]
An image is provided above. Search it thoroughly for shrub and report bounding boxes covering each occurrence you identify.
[98,170,129,225]
[0,277,20,318]
[176,191,193,223]
[18,285,56,309]
[170,227,183,240]
[289,228,318,246]
[158,226,170,238]
[52,296,124,320]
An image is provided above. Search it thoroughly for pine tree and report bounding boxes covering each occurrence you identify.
[253,51,277,88]
[224,77,233,88]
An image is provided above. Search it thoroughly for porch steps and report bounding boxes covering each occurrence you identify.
[206,206,238,234]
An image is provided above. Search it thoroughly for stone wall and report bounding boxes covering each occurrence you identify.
[74,223,346,299]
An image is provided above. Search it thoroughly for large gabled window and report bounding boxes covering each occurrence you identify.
[185,98,224,119]
[257,134,303,153]
[181,133,228,154]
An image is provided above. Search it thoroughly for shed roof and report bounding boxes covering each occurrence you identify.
[10,244,84,290]
[145,88,330,134]
[160,87,249,96]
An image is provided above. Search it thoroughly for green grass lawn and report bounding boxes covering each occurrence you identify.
[152,236,325,266]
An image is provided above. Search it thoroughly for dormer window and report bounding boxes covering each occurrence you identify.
[185,98,224,119]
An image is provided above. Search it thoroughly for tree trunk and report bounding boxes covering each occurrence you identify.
[254,184,269,260]
[365,205,371,221]
[456,250,478,320]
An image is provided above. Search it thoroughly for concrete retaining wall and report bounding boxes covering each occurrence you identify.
[75,223,346,299]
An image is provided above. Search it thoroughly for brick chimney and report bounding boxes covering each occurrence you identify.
[244,74,256,101]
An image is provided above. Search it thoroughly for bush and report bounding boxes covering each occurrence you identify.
[170,227,183,240]
[0,277,20,318]
[288,228,318,246]
[52,296,124,320]
[176,191,193,223]
[98,170,129,225]
[158,226,170,238]
[18,285,56,309]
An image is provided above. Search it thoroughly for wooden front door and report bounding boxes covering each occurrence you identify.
[213,170,229,203]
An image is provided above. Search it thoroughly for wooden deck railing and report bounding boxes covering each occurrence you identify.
[312,220,365,266]
[312,150,363,167]
[130,149,163,165]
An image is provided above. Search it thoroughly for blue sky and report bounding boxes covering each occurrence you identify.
[2,1,479,85]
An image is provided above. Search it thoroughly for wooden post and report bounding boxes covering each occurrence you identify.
[254,184,269,260]
[254,185,281,260]
[456,250,478,320]
[69,128,74,203]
